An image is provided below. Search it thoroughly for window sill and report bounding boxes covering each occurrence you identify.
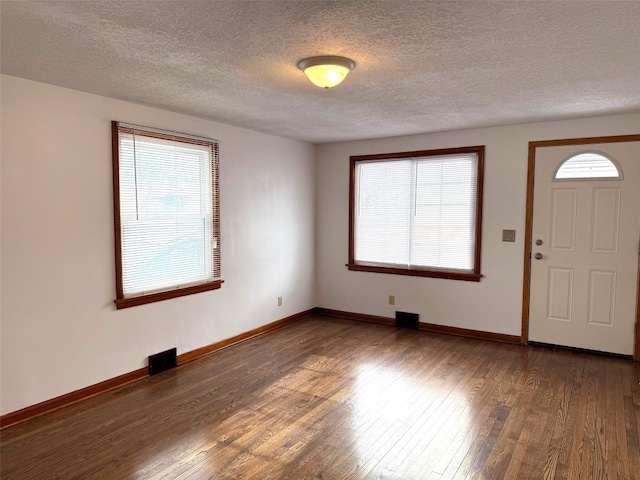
[346,263,482,282]
[115,280,224,309]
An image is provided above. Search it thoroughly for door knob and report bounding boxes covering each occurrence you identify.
[535,239,543,246]
[534,252,543,260]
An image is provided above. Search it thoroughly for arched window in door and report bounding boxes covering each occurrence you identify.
[554,151,622,181]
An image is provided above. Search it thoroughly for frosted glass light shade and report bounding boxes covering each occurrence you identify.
[303,64,350,88]
[298,56,355,88]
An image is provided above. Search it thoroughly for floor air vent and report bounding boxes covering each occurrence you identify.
[148,348,177,375]
[395,311,419,330]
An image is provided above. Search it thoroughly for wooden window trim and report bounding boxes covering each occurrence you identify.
[114,281,224,309]
[348,146,485,282]
[111,121,222,309]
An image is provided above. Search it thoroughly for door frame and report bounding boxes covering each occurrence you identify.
[520,134,640,360]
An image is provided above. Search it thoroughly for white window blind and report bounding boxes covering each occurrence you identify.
[116,124,220,297]
[354,153,478,272]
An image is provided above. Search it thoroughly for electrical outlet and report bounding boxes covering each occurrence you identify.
[388,295,395,305]
[277,296,283,307]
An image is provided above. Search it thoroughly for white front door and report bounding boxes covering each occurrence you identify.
[529,142,640,355]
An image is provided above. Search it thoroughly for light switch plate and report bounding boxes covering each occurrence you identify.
[502,229,516,242]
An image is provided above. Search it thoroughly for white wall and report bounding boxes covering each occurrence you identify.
[316,114,640,336]
[2,74,638,417]
[0,75,316,415]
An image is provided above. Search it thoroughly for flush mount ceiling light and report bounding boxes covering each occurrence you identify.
[297,55,356,89]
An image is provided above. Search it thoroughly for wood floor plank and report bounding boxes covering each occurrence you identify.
[439,348,530,479]
[295,339,434,478]
[2,315,639,480]
[466,349,534,479]
[408,344,507,478]
[605,360,632,480]
[339,336,483,480]
[538,354,582,480]
[366,340,494,480]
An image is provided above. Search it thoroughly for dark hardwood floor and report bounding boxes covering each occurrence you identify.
[2,315,640,479]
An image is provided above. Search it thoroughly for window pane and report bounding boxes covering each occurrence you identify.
[122,218,210,294]
[555,152,621,179]
[355,160,412,265]
[411,156,476,271]
[120,136,211,217]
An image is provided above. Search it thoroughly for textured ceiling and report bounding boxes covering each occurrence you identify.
[2,0,640,144]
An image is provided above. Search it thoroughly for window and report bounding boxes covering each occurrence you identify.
[112,122,222,309]
[554,151,622,180]
[348,146,484,281]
